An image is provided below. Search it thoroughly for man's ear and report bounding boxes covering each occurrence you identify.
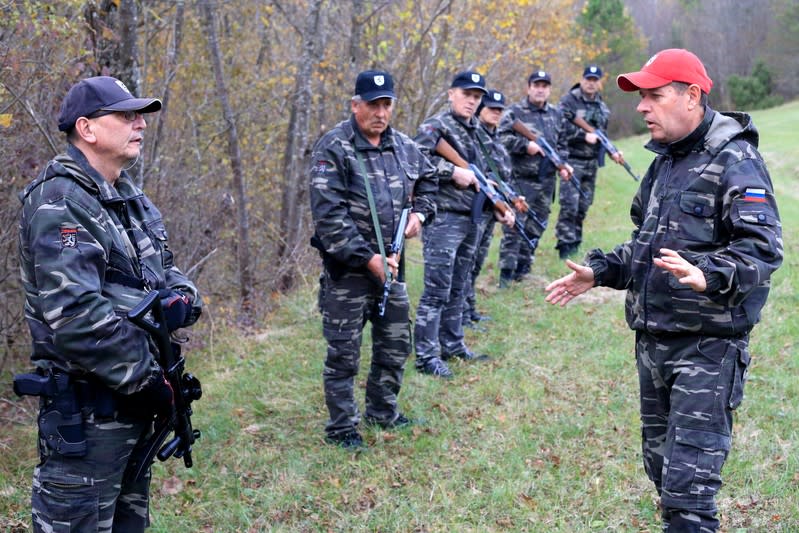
[73,117,96,143]
[687,84,703,110]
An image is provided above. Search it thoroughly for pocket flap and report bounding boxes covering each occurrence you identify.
[679,192,715,217]
[675,427,731,452]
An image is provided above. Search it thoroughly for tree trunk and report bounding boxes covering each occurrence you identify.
[199,0,254,317]
[146,0,185,188]
[275,0,324,292]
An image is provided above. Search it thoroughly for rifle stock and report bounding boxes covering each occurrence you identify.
[124,290,202,482]
[512,119,589,200]
[571,116,640,181]
[434,137,512,218]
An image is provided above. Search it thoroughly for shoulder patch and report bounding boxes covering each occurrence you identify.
[312,160,334,174]
[743,187,766,203]
[60,226,78,248]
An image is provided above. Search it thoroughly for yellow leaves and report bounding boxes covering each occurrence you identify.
[0,114,12,128]
[101,25,117,41]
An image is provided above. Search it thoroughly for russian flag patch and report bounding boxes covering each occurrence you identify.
[743,188,767,203]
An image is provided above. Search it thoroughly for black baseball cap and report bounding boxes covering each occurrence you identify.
[58,76,162,132]
[450,71,487,93]
[354,70,395,101]
[583,65,603,79]
[528,70,552,84]
[482,89,506,109]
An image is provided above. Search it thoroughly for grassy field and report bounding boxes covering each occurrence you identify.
[2,101,798,532]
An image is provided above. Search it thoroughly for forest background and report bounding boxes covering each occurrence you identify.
[1,0,798,370]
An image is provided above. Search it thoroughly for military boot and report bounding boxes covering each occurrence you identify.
[498,269,514,289]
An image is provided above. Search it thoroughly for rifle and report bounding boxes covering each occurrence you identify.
[434,137,539,249]
[378,207,411,317]
[124,290,202,482]
[571,116,640,181]
[511,119,589,201]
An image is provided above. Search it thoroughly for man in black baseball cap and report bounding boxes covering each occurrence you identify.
[58,76,161,132]
[18,75,202,531]
[310,69,437,449]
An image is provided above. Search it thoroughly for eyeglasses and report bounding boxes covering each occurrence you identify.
[87,109,141,122]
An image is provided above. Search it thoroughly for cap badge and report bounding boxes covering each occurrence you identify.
[471,73,480,83]
[645,54,658,67]
[590,67,598,73]
[373,75,385,86]
[538,71,546,77]
[114,79,132,95]
[493,93,501,101]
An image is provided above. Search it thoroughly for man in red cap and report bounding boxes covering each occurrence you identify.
[544,49,782,531]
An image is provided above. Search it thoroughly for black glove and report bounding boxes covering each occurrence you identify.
[128,368,174,418]
[158,289,191,331]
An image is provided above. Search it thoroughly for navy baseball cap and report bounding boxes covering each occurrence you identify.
[58,76,162,132]
[450,71,487,93]
[354,70,395,101]
[583,65,603,79]
[528,70,552,84]
[482,89,506,109]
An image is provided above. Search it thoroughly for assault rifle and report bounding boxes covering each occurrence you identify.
[124,290,202,482]
[511,119,589,201]
[434,137,538,248]
[571,116,640,181]
[378,207,411,317]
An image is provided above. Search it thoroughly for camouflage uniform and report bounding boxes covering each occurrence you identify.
[585,109,782,531]
[556,84,611,254]
[18,144,202,532]
[413,109,491,364]
[498,98,568,277]
[463,120,512,323]
[310,116,436,438]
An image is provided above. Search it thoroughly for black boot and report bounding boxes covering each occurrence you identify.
[498,269,514,288]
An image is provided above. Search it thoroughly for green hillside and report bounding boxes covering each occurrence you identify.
[2,101,797,532]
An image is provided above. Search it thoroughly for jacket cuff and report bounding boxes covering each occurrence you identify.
[585,250,608,287]
[697,257,724,294]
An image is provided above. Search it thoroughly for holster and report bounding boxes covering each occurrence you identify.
[14,371,88,457]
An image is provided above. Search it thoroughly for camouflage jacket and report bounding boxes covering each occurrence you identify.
[586,109,783,336]
[558,85,610,160]
[479,122,512,186]
[498,98,568,180]
[310,116,437,272]
[18,144,202,394]
[414,108,491,215]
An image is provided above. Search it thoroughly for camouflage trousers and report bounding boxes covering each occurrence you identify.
[414,211,478,362]
[498,173,555,272]
[555,158,598,248]
[464,210,496,320]
[636,332,750,533]
[32,406,152,532]
[319,270,411,437]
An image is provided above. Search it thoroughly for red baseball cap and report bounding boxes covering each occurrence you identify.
[616,49,713,94]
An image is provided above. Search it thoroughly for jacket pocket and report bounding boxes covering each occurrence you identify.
[674,191,716,242]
